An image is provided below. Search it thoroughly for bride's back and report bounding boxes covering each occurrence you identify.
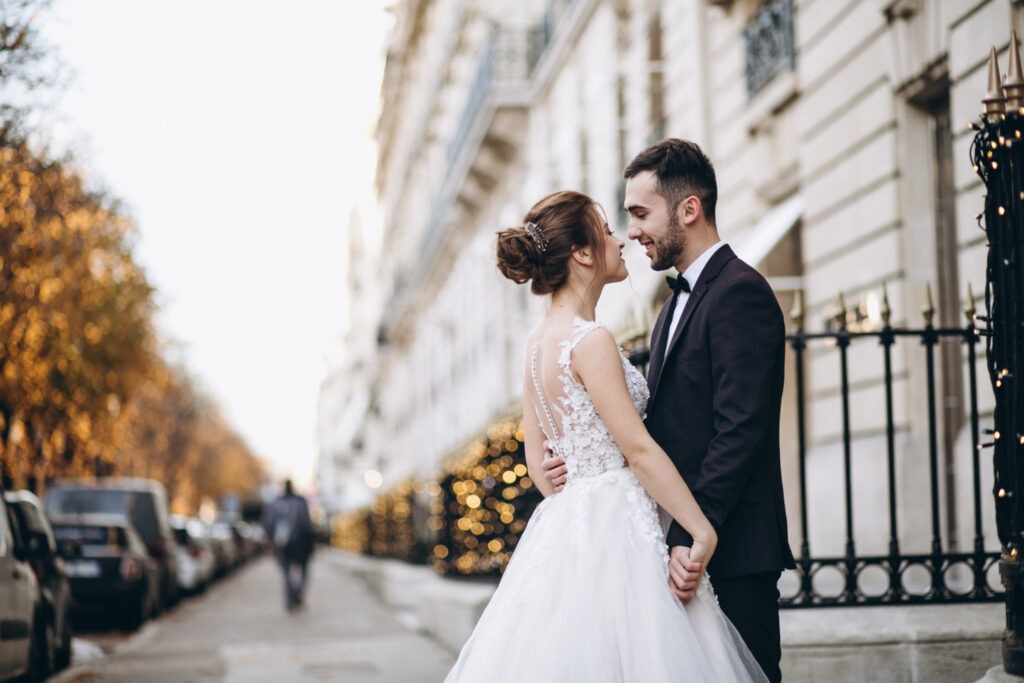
[525,317,647,481]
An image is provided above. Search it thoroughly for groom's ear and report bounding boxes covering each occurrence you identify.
[678,195,701,226]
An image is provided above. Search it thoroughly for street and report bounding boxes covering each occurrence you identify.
[51,551,455,683]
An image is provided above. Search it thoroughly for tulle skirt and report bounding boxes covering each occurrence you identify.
[444,467,767,682]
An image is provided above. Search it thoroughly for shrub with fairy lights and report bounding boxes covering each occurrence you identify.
[368,479,425,562]
[332,507,370,554]
[428,417,543,576]
[330,480,423,560]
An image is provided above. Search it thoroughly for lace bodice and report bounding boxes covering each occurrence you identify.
[530,318,650,482]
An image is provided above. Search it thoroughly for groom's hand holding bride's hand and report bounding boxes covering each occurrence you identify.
[668,546,703,602]
[540,440,567,493]
[669,531,716,602]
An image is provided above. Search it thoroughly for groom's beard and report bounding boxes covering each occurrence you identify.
[649,210,686,271]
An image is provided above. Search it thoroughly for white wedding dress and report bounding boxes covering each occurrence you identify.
[445,318,767,682]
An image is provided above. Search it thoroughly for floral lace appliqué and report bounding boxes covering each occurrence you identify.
[528,319,666,569]
[544,318,649,480]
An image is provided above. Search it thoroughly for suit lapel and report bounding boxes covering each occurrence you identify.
[646,293,675,397]
[647,245,736,405]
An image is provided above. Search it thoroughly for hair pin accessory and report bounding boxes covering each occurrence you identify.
[525,221,548,253]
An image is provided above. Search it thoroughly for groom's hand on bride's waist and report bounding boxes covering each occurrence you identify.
[540,441,567,493]
[668,546,703,603]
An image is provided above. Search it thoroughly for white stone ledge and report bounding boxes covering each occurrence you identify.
[417,579,496,653]
[781,603,1002,647]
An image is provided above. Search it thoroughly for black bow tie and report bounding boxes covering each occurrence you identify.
[666,274,691,294]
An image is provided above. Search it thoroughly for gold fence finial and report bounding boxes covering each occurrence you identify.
[1007,30,1024,111]
[965,282,976,325]
[881,281,892,327]
[923,283,935,327]
[790,290,804,332]
[836,293,848,331]
[985,45,1007,122]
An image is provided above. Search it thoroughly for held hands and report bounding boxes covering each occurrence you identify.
[668,532,717,603]
[540,440,567,493]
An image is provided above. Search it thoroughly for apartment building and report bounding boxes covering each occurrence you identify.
[330,0,1016,578]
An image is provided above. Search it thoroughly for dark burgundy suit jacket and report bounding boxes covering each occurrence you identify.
[646,244,795,580]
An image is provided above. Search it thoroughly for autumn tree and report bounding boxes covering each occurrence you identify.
[0,0,267,507]
[0,0,56,138]
[0,140,157,486]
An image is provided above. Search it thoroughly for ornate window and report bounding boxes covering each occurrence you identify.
[743,0,796,98]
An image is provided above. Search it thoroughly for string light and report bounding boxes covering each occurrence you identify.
[428,418,542,576]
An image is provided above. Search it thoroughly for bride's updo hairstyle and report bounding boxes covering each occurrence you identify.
[495,190,605,295]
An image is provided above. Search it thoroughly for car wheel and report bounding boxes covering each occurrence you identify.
[125,588,148,631]
[18,612,45,683]
[42,618,57,677]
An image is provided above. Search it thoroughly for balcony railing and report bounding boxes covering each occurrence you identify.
[743,0,796,98]
[527,0,580,75]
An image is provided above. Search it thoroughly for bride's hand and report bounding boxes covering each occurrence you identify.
[688,529,717,568]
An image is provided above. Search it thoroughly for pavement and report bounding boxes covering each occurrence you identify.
[50,551,455,683]
[45,547,1011,682]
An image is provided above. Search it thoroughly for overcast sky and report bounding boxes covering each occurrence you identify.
[37,1,390,489]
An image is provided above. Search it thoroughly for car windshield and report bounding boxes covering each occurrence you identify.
[52,524,126,548]
[46,488,159,545]
[47,489,129,516]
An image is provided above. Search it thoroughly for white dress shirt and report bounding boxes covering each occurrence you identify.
[664,241,728,358]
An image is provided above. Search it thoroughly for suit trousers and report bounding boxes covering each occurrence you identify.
[712,571,783,683]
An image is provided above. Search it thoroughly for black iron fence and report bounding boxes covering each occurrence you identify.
[358,292,1003,608]
[625,288,1002,608]
[779,292,1000,607]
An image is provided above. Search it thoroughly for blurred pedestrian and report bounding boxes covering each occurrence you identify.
[262,479,315,612]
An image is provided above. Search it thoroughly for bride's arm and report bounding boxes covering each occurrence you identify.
[571,327,717,564]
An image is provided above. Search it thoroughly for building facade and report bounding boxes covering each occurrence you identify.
[329,0,1019,586]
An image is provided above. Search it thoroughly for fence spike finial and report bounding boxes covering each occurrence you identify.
[790,290,804,332]
[836,292,848,331]
[881,281,892,327]
[1006,30,1024,111]
[923,283,935,327]
[965,282,976,324]
[985,46,1007,122]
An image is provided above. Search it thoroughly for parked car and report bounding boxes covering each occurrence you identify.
[0,484,43,682]
[51,514,160,630]
[206,521,238,575]
[169,516,215,594]
[45,478,179,610]
[4,490,73,675]
[231,520,259,563]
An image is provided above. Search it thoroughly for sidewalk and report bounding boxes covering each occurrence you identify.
[52,551,455,682]
[53,548,1005,682]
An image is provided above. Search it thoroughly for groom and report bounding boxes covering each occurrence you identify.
[544,138,794,681]
[626,137,794,681]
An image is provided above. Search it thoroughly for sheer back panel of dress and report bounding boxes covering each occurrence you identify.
[526,318,646,483]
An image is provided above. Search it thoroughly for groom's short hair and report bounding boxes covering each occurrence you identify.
[624,138,718,225]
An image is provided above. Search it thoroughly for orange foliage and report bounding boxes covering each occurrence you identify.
[0,140,266,510]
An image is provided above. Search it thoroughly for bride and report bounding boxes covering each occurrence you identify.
[444,190,767,682]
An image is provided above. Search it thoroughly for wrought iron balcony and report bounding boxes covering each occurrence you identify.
[528,0,580,75]
[743,0,796,98]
